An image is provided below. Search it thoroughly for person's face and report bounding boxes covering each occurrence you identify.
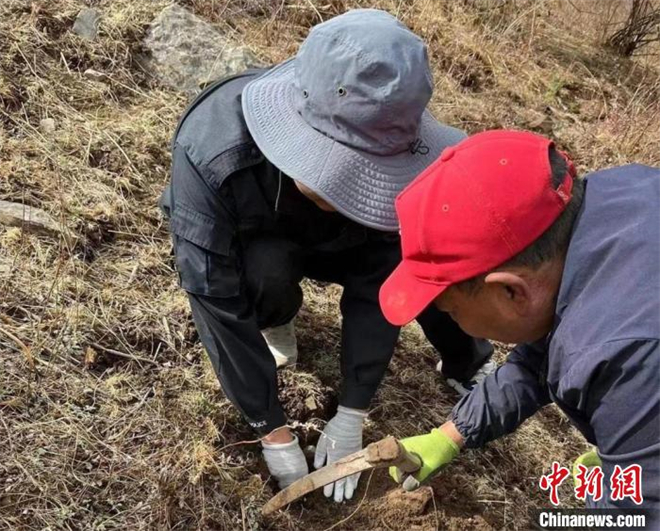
[294,181,336,212]
[434,268,560,344]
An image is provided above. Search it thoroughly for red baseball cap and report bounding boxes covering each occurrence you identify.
[379,130,575,326]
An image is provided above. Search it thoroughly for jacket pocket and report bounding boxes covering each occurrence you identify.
[170,202,240,298]
[172,237,240,298]
[169,200,233,254]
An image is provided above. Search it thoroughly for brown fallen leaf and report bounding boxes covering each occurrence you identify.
[84,346,98,369]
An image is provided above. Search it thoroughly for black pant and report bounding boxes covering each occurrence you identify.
[187,233,493,434]
[243,235,492,382]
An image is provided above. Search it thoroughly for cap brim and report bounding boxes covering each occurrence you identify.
[379,260,449,326]
[242,59,466,231]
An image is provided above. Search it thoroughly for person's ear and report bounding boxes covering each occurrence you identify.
[483,271,532,315]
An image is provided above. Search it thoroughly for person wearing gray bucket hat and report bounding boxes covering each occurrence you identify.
[242,8,462,230]
[159,9,494,503]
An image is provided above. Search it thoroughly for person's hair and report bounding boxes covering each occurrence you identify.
[457,147,585,293]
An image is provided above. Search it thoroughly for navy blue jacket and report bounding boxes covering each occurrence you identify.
[452,165,660,512]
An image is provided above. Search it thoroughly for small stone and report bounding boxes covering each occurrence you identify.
[39,118,56,134]
[83,69,106,82]
[72,8,101,40]
[304,396,317,411]
[521,109,553,134]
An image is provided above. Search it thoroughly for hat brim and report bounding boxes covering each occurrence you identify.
[242,59,466,231]
[379,260,448,326]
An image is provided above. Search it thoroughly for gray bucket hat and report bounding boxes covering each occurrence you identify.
[242,9,465,231]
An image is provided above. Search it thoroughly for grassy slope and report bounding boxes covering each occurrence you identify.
[1,1,658,530]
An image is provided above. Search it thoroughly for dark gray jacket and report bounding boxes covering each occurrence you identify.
[452,164,660,512]
[161,70,401,433]
[160,70,491,435]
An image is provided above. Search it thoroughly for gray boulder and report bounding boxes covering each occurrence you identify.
[143,5,262,93]
[72,8,101,40]
[0,201,65,238]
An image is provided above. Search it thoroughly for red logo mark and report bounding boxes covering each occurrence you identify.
[539,462,571,506]
[574,465,604,501]
[610,464,643,505]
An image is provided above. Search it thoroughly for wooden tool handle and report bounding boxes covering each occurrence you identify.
[391,440,422,473]
[364,436,422,473]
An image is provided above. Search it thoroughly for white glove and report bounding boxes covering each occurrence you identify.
[314,406,367,502]
[262,435,309,489]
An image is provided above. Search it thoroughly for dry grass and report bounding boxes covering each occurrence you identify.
[1,1,658,530]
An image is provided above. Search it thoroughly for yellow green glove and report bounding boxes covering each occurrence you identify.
[572,449,602,488]
[389,428,460,491]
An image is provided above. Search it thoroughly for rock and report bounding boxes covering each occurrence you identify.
[39,118,56,134]
[382,486,434,516]
[521,108,553,134]
[72,8,101,40]
[0,200,62,237]
[304,396,317,411]
[143,5,262,93]
[83,69,106,82]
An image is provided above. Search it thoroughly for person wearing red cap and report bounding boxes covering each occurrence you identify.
[381,130,659,517]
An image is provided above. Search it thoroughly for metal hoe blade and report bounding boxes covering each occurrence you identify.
[262,448,373,515]
[262,436,421,515]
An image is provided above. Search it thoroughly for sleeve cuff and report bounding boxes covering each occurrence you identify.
[339,381,378,411]
[246,403,288,436]
[451,400,483,449]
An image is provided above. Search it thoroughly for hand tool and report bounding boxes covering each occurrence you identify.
[262,435,422,515]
